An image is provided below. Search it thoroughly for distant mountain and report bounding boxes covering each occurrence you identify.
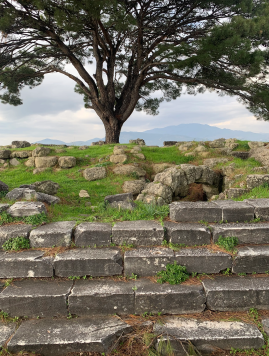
[35,123,269,146]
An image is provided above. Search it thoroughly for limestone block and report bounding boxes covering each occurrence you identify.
[135,279,206,315]
[203,276,269,311]
[154,317,264,353]
[124,247,175,277]
[35,156,58,168]
[105,193,133,204]
[248,141,264,149]
[32,180,59,195]
[0,180,8,192]
[69,280,135,315]
[174,248,232,274]
[58,156,76,168]
[110,154,128,163]
[0,150,11,159]
[7,201,46,217]
[29,221,76,248]
[32,147,51,157]
[122,180,145,195]
[74,222,112,247]
[170,202,222,223]
[0,250,53,278]
[83,167,106,181]
[112,220,164,246]
[24,157,35,167]
[54,248,123,277]
[233,246,269,274]
[0,224,32,248]
[214,200,254,222]
[0,323,16,348]
[11,141,30,148]
[244,198,269,220]
[0,203,10,213]
[164,222,211,245]
[0,279,73,317]
[7,317,132,356]
[113,164,146,177]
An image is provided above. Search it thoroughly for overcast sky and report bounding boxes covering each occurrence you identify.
[1,68,269,145]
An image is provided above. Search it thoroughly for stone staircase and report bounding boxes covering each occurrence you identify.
[1,200,269,355]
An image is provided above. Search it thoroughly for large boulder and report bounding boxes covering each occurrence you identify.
[113,146,125,155]
[137,182,173,204]
[7,201,46,217]
[32,180,60,195]
[11,141,31,148]
[178,142,193,151]
[247,174,269,190]
[203,158,229,168]
[110,154,127,164]
[249,145,269,166]
[35,156,58,168]
[58,156,76,168]
[32,147,51,157]
[83,167,107,181]
[9,158,20,167]
[129,139,145,145]
[25,157,35,167]
[152,163,175,174]
[113,165,146,177]
[122,180,145,195]
[154,167,188,192]
[130,146,141,153]
[0,150,11,159]
[248,141,264,149]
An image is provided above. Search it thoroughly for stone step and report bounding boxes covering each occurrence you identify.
[202,276,269,311]
[5,316,132,356]
[3,245,269,279]
[154,317,264,354]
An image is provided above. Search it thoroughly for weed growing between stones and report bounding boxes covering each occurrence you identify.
[162,240,187,250]
[156,262,189,285]
[0,211,48,226]
[2,237,30,251]
[216,236,239,252]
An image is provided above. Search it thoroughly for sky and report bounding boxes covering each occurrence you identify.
[1,68,269,145]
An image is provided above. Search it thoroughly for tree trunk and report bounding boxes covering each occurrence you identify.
[104,119,122,144]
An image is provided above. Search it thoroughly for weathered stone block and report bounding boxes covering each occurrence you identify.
[0,280,72,317]
[262,319,269,336]
[0,250,53,278]
[0,224,32,248]
[112,220,164,246]
[7,201,47,217]
[212,223,269,244]
[0,323,16,348]
[214,200,254,222]
[203,276,269,311]
[124,248,175,277]
[0,150,11,159]
[164,222,211,245]
[154,317,264,353]
[54,248,123,277]
[105,193,133,204]
[35,156,58,168]
[233,246,269,274]
[5,188,25,200]
[135,279,206,314]
[244,198,269,220]
[170,202,222,222]
[83,167,106,181]
[29,221,76,247]
[69,280,135,315]
[74,222,112,247]
[7,317,132,356]
[11,141,30,149]
[174,248,232,274]
[58,156,76,168]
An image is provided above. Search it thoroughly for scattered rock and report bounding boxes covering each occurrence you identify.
[129,139,145,145]
[134,153,145,160]
[11,151,32,158]
[247,174,269,189]
[248,141,264,149]
[152,163,175,174]
[7,201,47,217]
[193,145,208,153]
[0,180,8,192]
[137,182,173,204]
[83,167,107,181]
[110,154,128,164]
[32,180,60,195]
[79,145,89,150]
[33,168,47,174]
[32,147,51,157]
[110,201,135,210]
[0,150,11,159]
[9,158,20,166]
[122,180,145,195]
[55,148,67,153]
[11,141,31,149]
[178,142,193,151]
[222,163,235,176]
[253,167,268,173]
[105,193,133,204]
[203,158,229,168]
[232,151,249,160]
[35,156,58,168]
[79,190,90,198]
[58,156,76,168]
[208,138,226,148]
[0,159,5,164]
[25,157,35,167]
[225,142,238,150]
[130,146,141,153]
[215,147,232,155]
[226,188,249,199]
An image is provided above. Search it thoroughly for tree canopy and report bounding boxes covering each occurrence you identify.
[1,0,269,143]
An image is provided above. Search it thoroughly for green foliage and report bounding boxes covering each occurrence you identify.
[157,262,189,285]
[216,236,238,252]
[162,240,187,251]
[68,276,81,280]
[222,268,232,276]
[24,213,48,225]
[2,236,30,251]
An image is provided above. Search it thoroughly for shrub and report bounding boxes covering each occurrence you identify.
[157,262,189,285]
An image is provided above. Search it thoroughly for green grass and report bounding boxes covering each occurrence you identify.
[233,182,269,201]
[234,140,251,152]
[156,261,189,285]
[216,236,238,252]
[2,236,30,251]
[141,146,194,164]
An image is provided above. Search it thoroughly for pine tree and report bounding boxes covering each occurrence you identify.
[1,0,269,143]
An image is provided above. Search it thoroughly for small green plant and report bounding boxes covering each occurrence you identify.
[157,262,189,285]
[222,268,232,276]
[238,272,247,276]
[24,212,48,225]
[162,240,187,250]
[129,273,138,280]
[4,279,13,287]
[2,236,30,251]
[216,236,238,252]
[68,276,80,280]
[67,312,73,319]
